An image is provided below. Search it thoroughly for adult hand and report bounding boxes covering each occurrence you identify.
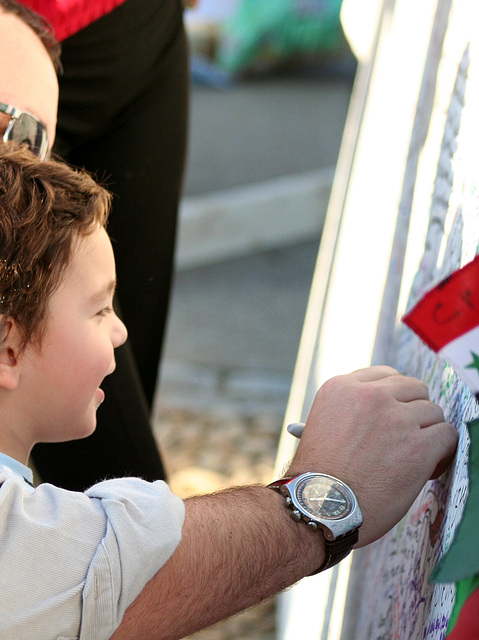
[111,367,458,640]
[288,366,458,547]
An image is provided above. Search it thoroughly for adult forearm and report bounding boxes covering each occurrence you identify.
[112,485,323,640]
[111,366,459,640]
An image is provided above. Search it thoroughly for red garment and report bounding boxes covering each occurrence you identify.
[20,0,127,40]
[448,587,479,639]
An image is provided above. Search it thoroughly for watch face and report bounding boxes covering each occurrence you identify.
[295,475,353,520]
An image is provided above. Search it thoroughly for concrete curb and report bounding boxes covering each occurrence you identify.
[176,167,333,270]
[156,358,293,415]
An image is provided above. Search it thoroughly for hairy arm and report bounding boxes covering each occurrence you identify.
[111,366,458,640]
[111,485,322,640]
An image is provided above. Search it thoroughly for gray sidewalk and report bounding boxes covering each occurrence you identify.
[155,66,354,419]
[151,61,354,640]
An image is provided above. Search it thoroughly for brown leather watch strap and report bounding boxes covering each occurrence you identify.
[310,529,358,574]
[266,477,295,491]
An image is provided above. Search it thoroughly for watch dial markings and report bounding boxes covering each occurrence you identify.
[297,477,353,520]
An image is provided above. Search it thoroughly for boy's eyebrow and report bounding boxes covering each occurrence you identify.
[89,279,117,305]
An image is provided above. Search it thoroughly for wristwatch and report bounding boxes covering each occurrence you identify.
[267,472,363,574]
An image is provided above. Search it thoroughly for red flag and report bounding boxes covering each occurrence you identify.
[447,586,479,639]
[403,256,479,394]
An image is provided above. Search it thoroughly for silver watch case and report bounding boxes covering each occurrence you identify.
[280,472,363,541]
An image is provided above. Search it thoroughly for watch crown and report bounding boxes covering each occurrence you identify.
[285,497,293,507]
[291,510,302,522]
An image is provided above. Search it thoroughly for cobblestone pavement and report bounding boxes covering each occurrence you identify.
[153,405,285,640]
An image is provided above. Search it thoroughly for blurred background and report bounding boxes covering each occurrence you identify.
[152,2,355,638]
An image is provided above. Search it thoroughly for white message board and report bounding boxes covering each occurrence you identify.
[276,0,479,637]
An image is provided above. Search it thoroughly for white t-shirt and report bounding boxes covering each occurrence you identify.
[0,453,185,640]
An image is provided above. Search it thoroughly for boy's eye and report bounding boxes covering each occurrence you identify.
[97,306,113,318]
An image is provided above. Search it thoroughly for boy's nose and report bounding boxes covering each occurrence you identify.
[112,313,128,348]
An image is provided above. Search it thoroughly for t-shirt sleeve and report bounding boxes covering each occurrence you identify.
[0,474,184,640]
[82,478,185,639]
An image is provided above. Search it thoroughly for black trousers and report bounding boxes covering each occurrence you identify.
[32,0,189,490]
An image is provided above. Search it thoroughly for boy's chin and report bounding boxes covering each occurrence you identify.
[59,424,97,444]
[67,413,99,442]
[35,412,98,446]
[79,416,98,440]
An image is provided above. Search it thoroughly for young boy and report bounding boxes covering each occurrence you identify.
[0,0,169,492]
[0,143,457,640]
[0,143,184,638]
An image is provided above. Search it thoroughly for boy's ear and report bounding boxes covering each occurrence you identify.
[0,319,22,389]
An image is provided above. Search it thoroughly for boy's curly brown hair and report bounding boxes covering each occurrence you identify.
[0,142,111,350]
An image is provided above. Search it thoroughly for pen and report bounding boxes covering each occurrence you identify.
[287,422,305,438]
